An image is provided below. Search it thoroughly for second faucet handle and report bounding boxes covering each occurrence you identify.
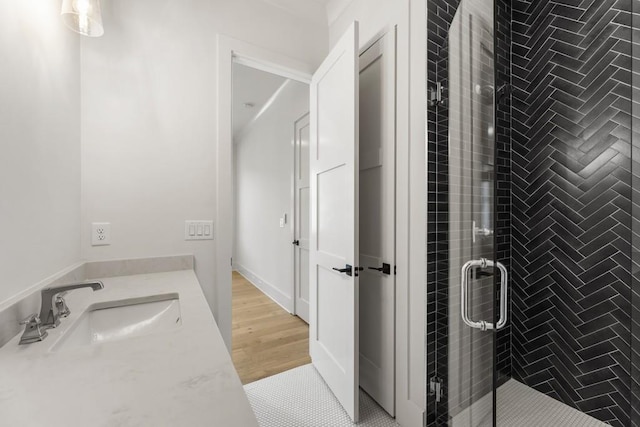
[55,292,70,318]
[19,313,42,326]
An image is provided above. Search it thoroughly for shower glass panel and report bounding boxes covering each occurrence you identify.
[633,1,640,425]
[429,0,638,425]
[432,0,499,425]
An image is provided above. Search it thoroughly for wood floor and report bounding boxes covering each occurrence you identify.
[231,271,311,384]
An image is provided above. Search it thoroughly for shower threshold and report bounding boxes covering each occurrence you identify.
[451,379,608,427]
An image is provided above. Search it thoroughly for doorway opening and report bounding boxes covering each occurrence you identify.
[230,62,311,385]
[219,28,399,423]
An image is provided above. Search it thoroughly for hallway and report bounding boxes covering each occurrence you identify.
[231,271,311,384]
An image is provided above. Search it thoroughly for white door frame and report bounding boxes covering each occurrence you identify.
[216,35,314,347]
[293,112,311,323]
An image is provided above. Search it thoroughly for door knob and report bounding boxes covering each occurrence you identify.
[332,265,363,277]
[292,240,300,246]
[368,263,391,275]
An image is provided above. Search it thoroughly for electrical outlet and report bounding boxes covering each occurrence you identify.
[91,222,111,246]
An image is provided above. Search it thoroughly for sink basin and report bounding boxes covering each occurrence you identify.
[51,293,181,352]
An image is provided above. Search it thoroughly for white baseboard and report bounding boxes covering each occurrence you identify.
[234,264,293,313]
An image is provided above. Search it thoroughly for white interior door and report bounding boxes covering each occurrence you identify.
[358,30,396,417]
[294,113,310,324]
[309,21,360,422]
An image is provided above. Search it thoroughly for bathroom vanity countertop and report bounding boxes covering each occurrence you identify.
[0,270,259,427]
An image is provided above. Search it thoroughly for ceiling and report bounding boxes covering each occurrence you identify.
[232,63,288,138]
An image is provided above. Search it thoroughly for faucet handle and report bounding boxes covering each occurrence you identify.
[19,314,42,326]
[55,294,71,318]
[18,314,48,345]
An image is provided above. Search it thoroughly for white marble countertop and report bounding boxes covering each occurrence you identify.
[0,269,259,427]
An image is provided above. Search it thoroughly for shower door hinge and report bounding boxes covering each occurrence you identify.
[429,377,444,403]
[429,82,445,107]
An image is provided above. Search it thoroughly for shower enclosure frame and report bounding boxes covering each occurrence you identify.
[425,0,512,425]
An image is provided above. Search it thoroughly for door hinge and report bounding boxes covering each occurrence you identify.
[429,377,444,403]
[429,82,446,107]
[496,83,512,104]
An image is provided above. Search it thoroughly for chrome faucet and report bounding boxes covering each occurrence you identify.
[39,281,104,329]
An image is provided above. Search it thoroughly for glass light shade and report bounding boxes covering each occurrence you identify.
[61,0,104,37]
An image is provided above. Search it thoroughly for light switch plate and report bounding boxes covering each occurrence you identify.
[91,222,111,246]
[185,221,213,240]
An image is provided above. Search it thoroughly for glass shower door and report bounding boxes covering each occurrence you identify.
[430,0,502,425]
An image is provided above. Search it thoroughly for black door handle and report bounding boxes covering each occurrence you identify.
[293,240,300,246]
[333,264,353,276]
[368,263,391,275]
[332,265,364,277]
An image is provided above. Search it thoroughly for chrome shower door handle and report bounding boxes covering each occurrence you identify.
[460,258,508,331]
[496,260,508,330]
[460,259,486,330]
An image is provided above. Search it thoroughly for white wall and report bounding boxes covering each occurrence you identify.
[330,2,427,426]
[80,0,328,347]
[330,0,403,48]
[0,0,81,305]
[233,80,309,312]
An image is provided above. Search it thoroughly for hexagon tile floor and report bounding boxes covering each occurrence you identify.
[246,364,610,427]
[244,364,399,427]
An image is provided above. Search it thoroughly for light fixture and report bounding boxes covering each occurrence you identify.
[61,0,104,37]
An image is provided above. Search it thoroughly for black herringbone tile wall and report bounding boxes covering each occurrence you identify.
[511,1,633,426]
